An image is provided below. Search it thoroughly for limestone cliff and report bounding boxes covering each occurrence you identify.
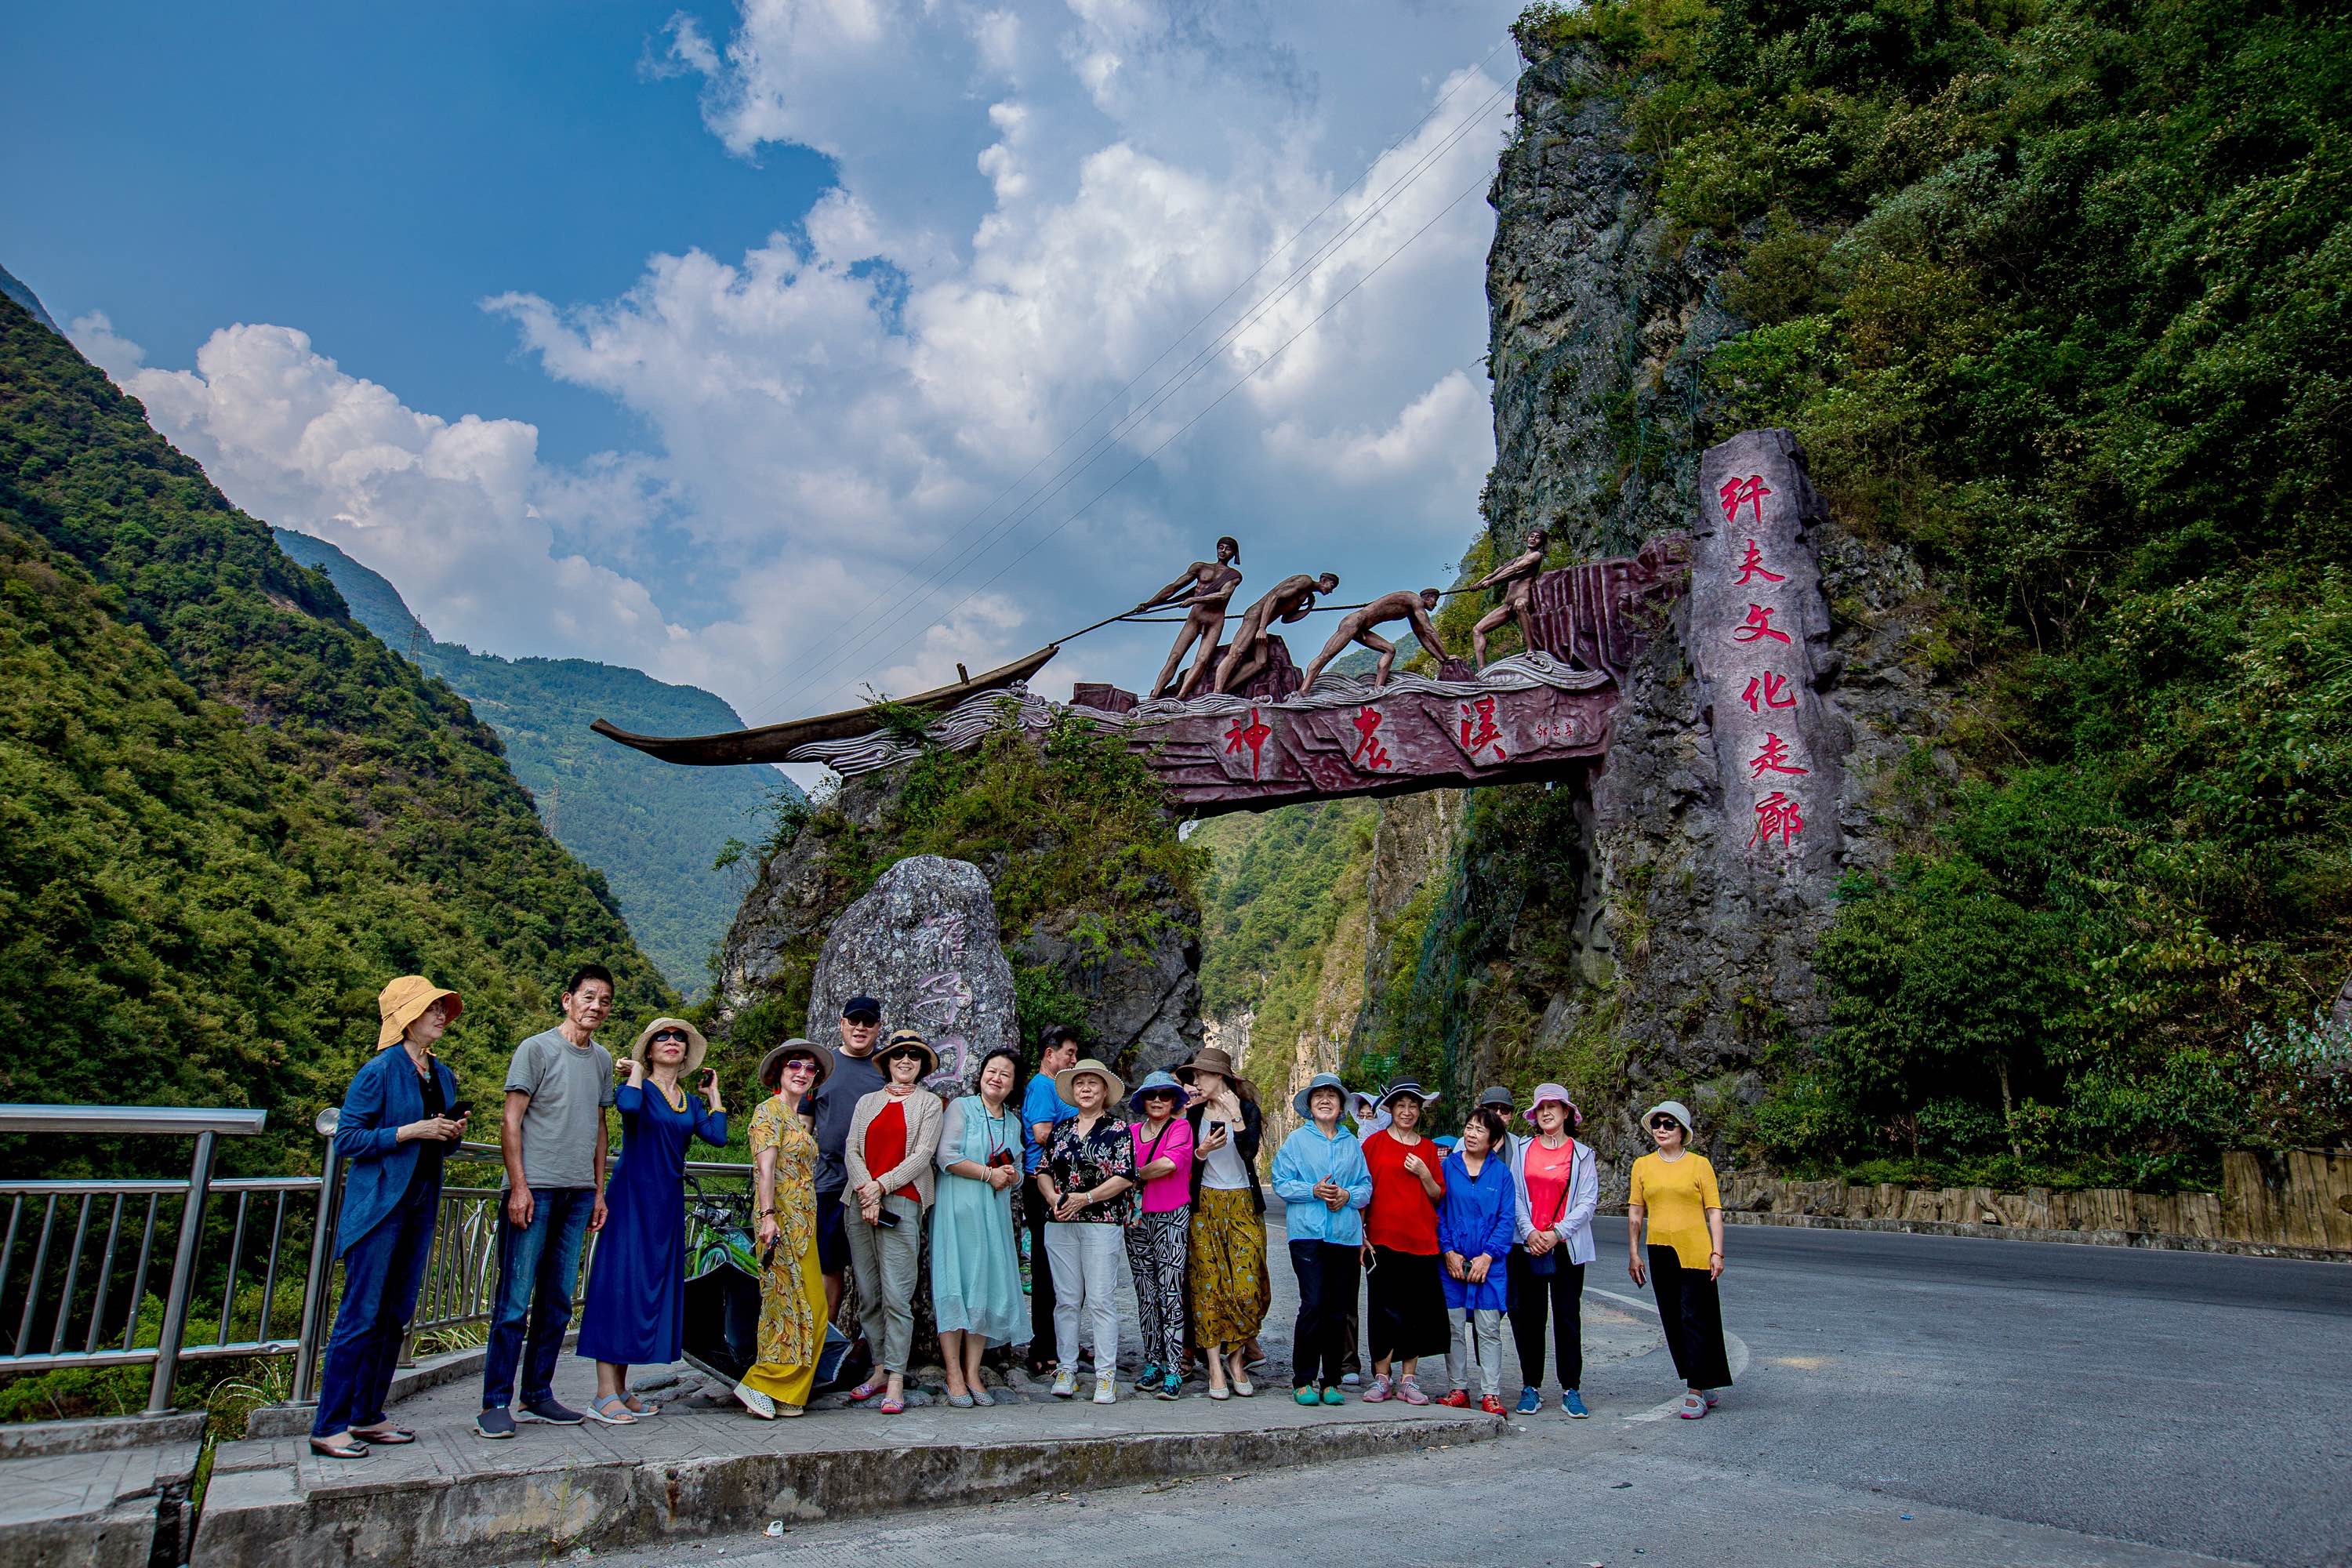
[1355,36,1953,1168]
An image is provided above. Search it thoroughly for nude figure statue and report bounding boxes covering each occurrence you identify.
[1298,588,1450,694]
[1211,571,1338,695]
[1137,536,1243,699]
[1470,526,1551,669]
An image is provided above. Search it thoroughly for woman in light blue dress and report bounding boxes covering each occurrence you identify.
[931,1045,1025,1406]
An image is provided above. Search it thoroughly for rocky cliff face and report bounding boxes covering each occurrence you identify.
[1354,39,1953,1171]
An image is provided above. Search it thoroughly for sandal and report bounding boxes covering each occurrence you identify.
[349,1426,416,1445]
[848,1379,887,1403]
[878,1396,906,1414]
[588,1395,639,1425]
[622,1396,661,1417]
[308,1436,370,1460]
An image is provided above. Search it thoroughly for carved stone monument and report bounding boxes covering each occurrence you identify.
[805,855,1018,1095]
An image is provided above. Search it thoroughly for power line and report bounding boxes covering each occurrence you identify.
[732,45,1519,724]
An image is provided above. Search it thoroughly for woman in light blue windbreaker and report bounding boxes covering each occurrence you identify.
[1269,1073,1371,1406]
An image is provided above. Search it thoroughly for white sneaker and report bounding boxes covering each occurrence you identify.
[1676,1393,1708,1420]
[734,1381,777,1420]
[1093,1373,1117,1405]
[1051,1366,1079,1399]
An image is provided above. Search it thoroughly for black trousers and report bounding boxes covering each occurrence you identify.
[1648,1244,1732,1389]
[1023,1174,1058,1362]
[1506,1250,1585,1390]
[1288,1239,1362,1388]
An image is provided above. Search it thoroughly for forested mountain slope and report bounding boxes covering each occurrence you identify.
[0,298,671,1173]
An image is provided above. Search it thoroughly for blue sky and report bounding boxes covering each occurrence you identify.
[5,2,1521,750]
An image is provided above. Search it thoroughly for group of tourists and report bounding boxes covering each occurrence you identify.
[305,968,1731,1459]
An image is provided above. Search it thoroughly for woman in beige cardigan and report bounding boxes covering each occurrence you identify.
[841,1028,945,1413]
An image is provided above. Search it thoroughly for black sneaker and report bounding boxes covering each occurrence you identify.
[516,1396,586,1425]
[474,1406,517,1439]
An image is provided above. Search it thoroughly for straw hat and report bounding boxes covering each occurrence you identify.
[630,1017,710,1076]
[376,975,462,1051]
[878,1026,940,1080]
[759,1037,830,1092]
[1055,1058,1125,1104]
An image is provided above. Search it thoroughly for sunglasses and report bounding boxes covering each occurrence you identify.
[781,1057,818,1073]
[652,1029,689,1044]
[1649,1116,1682,1131]
[844,1015,881,1027]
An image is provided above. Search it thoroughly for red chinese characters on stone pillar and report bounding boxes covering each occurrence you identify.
[1750,790,1805,849]
[1741,672,1797,713]
[1349,706,1394,771]
[1748,732,1808,779]
[1735,538,1786,586]
[1719,474,1772,527]
[1224,707,1272,780]
[1457,695,1508,763]
[1733,603,1792,644]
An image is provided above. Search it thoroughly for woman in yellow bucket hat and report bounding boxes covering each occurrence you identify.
[312,977,468,1459]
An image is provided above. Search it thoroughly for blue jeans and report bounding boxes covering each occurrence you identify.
[313,1172,438,1437]
[480,1187,593,1410]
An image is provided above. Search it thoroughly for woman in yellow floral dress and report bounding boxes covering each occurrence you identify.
[737,1040,831,1418]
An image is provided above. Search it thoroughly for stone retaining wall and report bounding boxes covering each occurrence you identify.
[1598,1148,2351,1258]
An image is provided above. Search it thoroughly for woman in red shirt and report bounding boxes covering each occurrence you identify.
[1358,1080,1447,1405]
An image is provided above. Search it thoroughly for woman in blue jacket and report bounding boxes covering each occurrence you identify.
[1436,1107,1516,1413]
[310,977,468,1460]
[1269,1073,1371,1406]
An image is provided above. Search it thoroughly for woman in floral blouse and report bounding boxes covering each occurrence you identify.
[1034,1057,1136,1406]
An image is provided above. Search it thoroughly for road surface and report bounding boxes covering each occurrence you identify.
[606,1221,2352,1566]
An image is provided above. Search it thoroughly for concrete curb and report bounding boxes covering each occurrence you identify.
[193,1410,1502,1567]
[1714,1208,2352,1261]
[0,1410,205,1457]
[244,1332,576,1439]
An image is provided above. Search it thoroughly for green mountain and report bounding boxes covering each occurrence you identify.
[269,530,793,999]
[0,294,674,1172]
[0,265,58,334]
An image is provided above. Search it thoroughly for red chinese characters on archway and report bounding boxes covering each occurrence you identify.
[1224,707,1272,780]
[1723,477,1806,852]
[1349,706,1394,771]
[1457,695,1508,764]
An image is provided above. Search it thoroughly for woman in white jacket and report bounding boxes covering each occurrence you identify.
[1508,1083,1598,1416]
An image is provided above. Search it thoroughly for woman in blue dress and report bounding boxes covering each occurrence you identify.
[577,1017,728,1423]
[931,1045,1026,1406]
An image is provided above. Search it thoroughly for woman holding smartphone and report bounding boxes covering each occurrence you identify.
[931,1046,1026,1406]
[577,1017,728,1423]
[1180,1047,1269,1400]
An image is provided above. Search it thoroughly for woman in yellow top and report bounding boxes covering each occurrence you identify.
[1625,1099,1730,1419]
[736,1040,832,1418]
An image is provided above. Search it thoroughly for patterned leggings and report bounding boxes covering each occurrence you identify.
[1125,1208,1191,1374]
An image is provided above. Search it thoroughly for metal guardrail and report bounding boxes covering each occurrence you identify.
[0,1103,754,1416]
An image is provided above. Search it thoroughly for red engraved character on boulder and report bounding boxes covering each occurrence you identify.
[1733,603,1792,645]
[1719,474,1772,527]
[1751,790,1805,849]
[1748,733,1808,779]
[1741,672,1797,713]
[1734,538,1785,586]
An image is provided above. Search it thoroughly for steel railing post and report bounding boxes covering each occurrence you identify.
[147,1130,217,1414]
[290,1124,344,1406]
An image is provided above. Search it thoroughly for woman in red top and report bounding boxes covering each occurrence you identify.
[1358,1080,1447,1405]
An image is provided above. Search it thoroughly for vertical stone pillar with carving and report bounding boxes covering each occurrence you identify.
[1691,430,1848,879]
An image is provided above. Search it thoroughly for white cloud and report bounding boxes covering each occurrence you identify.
[88,2,1519,743]
[68,311,145,376]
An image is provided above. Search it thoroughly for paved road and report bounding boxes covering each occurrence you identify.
[606,1224,2351,1567]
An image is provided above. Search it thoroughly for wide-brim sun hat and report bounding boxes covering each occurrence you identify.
[1644,1098,1695,1134]
[631,1017,710,1076]
[1348,1090,1382,1120]
[1524,1081,1583,1128]
[1177,1047,1237,1083]
[1056,1058,1125,1103]
[1379,1079,1440,1110]
[879,1027,941,1079]
[376,975,462,1051]
[1127,1069,1185,1112]
[759,1037,830,1092]
[1292,1072,1349,1120]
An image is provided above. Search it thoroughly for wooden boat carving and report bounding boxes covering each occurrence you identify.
[590,644,1061,765]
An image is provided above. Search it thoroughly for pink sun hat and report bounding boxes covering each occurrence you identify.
[1523,1082,1583,1127]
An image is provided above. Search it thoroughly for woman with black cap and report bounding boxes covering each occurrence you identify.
[737,1039,830,1418]
[1359,1080,1449,1406]
[1627,1098,1731,1419]
[578,1017,729,1424]
[842,1029,944,1414]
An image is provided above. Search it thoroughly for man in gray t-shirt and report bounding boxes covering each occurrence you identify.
[476,966,617,1435]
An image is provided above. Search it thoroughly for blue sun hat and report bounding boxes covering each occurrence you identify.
[1127,1070,1185,1112]
[1293,1072,1350,1120]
